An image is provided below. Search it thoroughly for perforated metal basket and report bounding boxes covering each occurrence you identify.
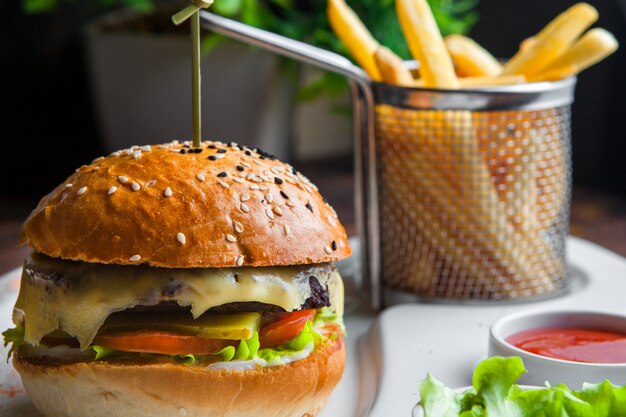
[201,12,576,309]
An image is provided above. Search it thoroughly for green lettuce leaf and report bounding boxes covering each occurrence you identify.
[418,373,462,417]
[472,356,526,417]
[257,321,321,363]
[418,357,626,417]
[2,326,25,361]
[91,345,118,360]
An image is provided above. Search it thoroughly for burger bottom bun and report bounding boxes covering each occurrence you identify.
[14,331,345,417]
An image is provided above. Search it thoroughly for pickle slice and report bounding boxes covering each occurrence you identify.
[99,312,262,340]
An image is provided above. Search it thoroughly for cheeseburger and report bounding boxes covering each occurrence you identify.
[3,141,350,417]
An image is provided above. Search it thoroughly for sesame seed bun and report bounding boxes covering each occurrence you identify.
[19,141,351,268]
[13,325,345,417]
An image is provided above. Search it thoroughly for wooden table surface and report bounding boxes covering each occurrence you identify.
[0,160,624,275]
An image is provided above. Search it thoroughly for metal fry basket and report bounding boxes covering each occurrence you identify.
[201,13,576,309]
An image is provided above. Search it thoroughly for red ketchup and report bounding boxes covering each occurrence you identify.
[507,327,626,364]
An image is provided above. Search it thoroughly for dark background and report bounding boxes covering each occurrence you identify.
[1,0,625,209]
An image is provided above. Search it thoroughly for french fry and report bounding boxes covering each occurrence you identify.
[520,36,536,52]
[444,35,503,77]
[534,28,619,79]
[396,0,459,88]
[502,3,598,77]
[528,65,577,82]
[327,0,382,81]
[415,75,526,88]
[374,46,415,87]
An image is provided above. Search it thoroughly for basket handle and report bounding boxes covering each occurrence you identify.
[199,11,371,88]
[200,11,382,311]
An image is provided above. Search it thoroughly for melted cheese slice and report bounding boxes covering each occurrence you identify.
[14,253,343,349]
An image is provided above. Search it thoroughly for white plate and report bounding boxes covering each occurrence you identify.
[2,236,626,416]
[365,237,626,416]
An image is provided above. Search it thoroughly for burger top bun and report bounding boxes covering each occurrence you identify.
[20,141,351,268]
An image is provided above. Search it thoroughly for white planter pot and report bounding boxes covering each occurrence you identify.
[293,67,353,160]
[85,10,294,158]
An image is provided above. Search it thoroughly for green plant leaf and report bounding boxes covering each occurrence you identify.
[201,33,226,55]
[212,0,244,17]
[22,0,57,13]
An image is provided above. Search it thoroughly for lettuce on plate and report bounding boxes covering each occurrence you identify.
[418,356,626,417]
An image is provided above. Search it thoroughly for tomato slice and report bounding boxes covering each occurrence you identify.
[259,309,316,348]
[93,331,235,355]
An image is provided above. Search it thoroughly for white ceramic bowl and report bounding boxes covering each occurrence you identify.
[489,309,626,387]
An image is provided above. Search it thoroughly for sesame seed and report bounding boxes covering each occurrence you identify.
[111,151,121,156]
[271,167,282,174]
[133,151,142,159]
[236,255,244,266]
[226,234,237,243]
[305,203,313,212]
[141,145,151,152]
[208,145,216,149]
[245,150,251,156]
[278,191,288,199]
[246,173,256,181]
[131,181,141,191]
[332,240,337,251]
[259,186,269,191]
[218,180,230,189]
[196,173,206,181]
[158,145,170,149]
[118,176,129,184]
[253,160,264,166]
[233,177,244,183]
[236,165,244,171]
[129,254,141,262]
[240,194,251,202]
[284,224,291,236]
[65,183,73,188]
[146,179,157,187]
[265,208,275,220]
[285,178,298,185]
[208,155,216,160]
[273,206,283,216]
[240,203,250,213]
[249,185,260,190]
[217,149,227,154]
[240,161,251,168]
[324,245,332,254]
[266,193,274,203]
[164,187,173,197]
[285,200,296,207]
[170,148,180,153]
[252,177,262,183]
[274,177,283,185]
[193,148,202,154]
[233,221,244,233]
[217,172,227,178]
[177,232,186,245]
[214,153,226,160]
[77,186,87,196]
[108,186,118,195]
